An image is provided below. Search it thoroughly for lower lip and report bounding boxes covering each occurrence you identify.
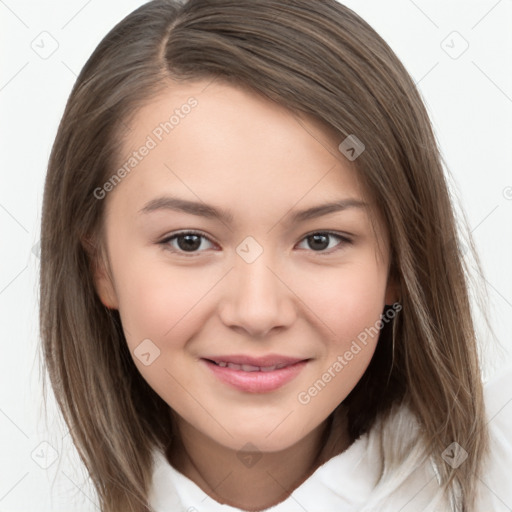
[202,359,308,393]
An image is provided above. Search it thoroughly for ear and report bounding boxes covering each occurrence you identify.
[94,261,119,309]
[83,236,119,309]
[384,274,401,306]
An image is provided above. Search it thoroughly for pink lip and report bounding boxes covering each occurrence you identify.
[201,354,309,393]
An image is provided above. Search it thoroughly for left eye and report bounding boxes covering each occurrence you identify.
[296,232,350,252]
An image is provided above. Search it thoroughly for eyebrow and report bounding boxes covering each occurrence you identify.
[139,196,367,224]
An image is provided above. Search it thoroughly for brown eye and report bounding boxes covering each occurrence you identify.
[176,234,202,252]
[307,234,330,251]
[297,232,352,253]
[160,231,215,255]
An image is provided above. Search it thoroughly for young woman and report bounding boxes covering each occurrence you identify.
[39,0,512,510]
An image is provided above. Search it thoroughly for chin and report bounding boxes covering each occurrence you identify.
[217,420,321,454]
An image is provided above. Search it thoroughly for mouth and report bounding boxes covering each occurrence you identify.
[206,360,292,372]
[201,354,310,393]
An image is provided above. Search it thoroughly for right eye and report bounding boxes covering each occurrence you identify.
[159,231,217,256]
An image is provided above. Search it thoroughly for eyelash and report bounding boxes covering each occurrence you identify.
[158,230,353,257]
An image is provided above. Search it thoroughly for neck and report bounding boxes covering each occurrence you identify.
[166,405,350,511]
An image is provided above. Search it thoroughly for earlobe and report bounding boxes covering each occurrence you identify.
[94,266,119,309]
[384,276,401,306]
[83,236,119,310]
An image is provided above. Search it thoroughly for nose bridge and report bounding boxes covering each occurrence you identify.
[219,237,294,336]
[234,238,281,306]
[236,250,277,297]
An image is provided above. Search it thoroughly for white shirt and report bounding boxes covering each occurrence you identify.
[148,366,512,511]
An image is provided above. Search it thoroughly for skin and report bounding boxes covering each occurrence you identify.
[93,79,398,510]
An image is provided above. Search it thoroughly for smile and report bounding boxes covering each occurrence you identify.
[208,361,291,372]
[201,354,309,393]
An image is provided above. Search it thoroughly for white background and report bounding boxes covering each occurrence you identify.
[1,0,511,510]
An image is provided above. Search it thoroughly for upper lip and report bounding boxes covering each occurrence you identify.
[203,354,308,367]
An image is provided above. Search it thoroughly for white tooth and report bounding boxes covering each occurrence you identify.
[217,361,227,367]
[276,363,288,369]
[227,362,242,370]
[241,364,260,372]
[261,365,277,372]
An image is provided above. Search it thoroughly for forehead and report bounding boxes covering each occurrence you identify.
[116,79,363,193]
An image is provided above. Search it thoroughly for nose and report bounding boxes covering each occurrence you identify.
[218,251,296,339]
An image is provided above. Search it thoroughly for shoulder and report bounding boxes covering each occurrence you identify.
[482,364,512,451]
[483,364,512,420]
[148,449,187,512]
[475,364,512,510]
[363,367,512,511]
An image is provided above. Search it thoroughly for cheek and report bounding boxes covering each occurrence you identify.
[291,260,387,405]
[292,259,387,343]
[111,257,208,405]
[113,254,217,346]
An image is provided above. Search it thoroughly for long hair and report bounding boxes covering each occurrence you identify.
[39,1,489,510]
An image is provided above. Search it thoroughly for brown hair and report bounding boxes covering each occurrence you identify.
[40,0,489,510]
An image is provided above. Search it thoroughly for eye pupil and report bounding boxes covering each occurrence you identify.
[308,234,329,251]
[178,234,201,252]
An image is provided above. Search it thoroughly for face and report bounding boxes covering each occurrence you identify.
[94,79,396,454]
